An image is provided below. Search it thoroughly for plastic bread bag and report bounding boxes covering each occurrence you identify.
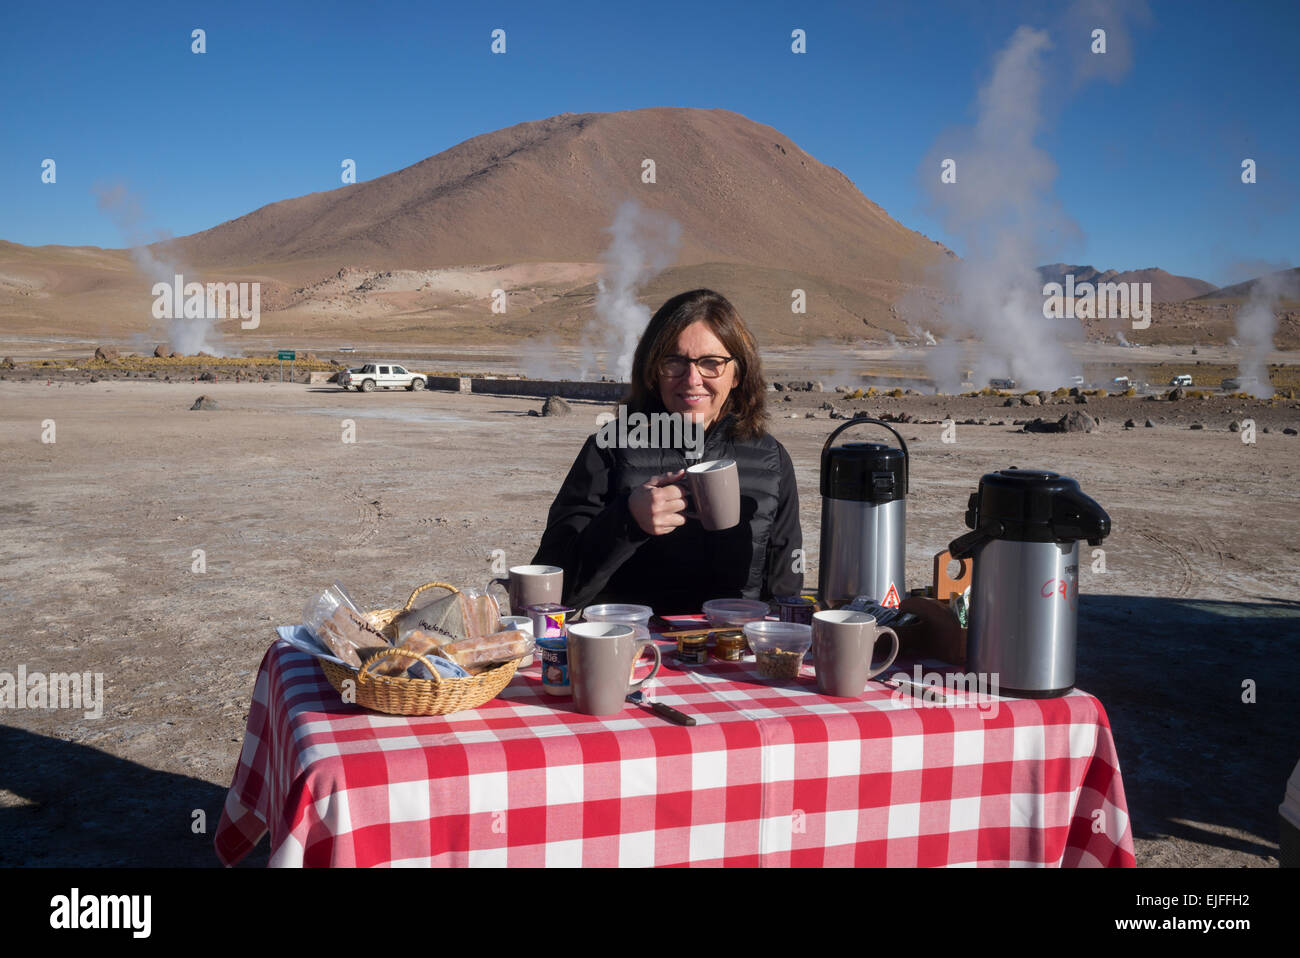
[303,583,362,643]
[303,584,389,668]
[391,587,501,646]
[438,629,535,671]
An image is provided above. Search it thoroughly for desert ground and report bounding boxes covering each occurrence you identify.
[1,347,1298,867]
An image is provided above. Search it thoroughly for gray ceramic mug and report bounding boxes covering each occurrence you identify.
[812,610,900,698]
[489,564,563,616]
[566,623,662,716]
[682,458,740,531]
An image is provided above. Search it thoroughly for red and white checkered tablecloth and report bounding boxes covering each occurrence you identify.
[215,632,1135,868]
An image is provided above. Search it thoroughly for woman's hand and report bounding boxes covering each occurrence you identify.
[628,470,688,536]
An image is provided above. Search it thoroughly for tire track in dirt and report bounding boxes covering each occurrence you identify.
[1133,529,1197,597]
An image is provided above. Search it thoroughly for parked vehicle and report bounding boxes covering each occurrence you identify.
[1170,374,1193,387]
[1112,376,1131,388]
[988,378,1018,390]
[338,363,426,392]
[1221,377,1241,391]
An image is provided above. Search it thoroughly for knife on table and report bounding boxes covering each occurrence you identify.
[627,690,696,725]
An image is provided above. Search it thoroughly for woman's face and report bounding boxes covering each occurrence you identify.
[656,321,738,429]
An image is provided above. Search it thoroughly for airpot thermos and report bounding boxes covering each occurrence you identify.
[818,417,909,609]
[948,469,1111,698]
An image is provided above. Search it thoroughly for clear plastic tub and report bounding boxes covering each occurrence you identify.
[703,598,770,627]
[743,620,812,679]
[582,603,653,624]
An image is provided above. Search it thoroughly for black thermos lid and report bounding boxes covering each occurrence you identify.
[822,442,908,503]
[963,468,1111,544]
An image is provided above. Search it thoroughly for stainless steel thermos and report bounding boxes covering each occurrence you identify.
[948,469,1111,698]
[818,418,909,609]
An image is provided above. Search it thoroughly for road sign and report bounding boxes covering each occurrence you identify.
[277,350,296,361]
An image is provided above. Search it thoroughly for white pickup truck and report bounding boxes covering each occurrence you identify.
[338,362,426,392]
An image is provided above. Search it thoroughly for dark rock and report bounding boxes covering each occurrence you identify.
[1124,419,1135,428]
[1168,387,1186,401]
[782,394,792,402]
[1003,397,1020,407]
[773,382,785,392]
[1190,423,1204,430]
[190,395,219,411]
[198,371,217,382]
[527,409,540,417]
[89,375,98,383]
[1060,410,1097,432]
[1284,427,1298,436]
[1027,410,1097,434]
[1074,393,1089,404]
[1068,386,1080,397]
[1229,421,1242,432]
[541,396,572,417]
[1144,419,1155,428]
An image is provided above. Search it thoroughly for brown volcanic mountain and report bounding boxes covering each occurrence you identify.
[171,108,950,284]
[1037,263,1217,302]
[0,108,957,347]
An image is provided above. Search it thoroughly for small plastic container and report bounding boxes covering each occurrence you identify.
[743,620,812,679]
[583,603,653,625]
[703,598,770,627]
[582,603,652,645]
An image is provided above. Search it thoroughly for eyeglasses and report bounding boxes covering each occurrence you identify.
[659,355,735,379]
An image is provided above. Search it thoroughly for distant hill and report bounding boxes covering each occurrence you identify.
[1192,267,1300,303]
[169,108,954,285]
[1037,263,1216,302]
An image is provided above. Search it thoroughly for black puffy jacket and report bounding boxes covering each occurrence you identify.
[531,414,803,614]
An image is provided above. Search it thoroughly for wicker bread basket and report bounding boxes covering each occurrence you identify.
[319,581,519,716]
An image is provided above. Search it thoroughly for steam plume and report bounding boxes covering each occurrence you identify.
[587,200,681,381]
[95,183,228,356]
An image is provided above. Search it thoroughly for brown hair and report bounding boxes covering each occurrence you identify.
[624,289,768,440]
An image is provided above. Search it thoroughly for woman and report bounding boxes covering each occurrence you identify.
[532,288,803,614]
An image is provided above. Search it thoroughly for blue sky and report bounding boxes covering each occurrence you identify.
[1,0,1295,287]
